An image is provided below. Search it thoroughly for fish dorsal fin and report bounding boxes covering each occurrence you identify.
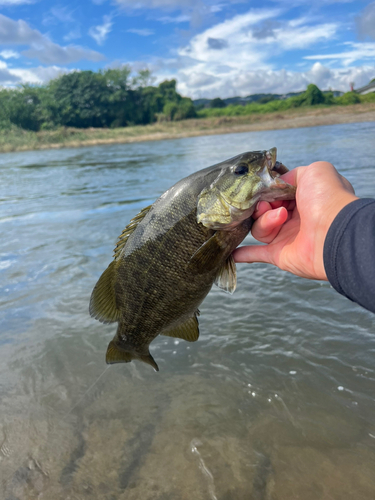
[113,204,152,260]
[214,254,237,294]
[188,233,225,273]
[89,261,120,324]
[106,341,159,371]
[161,314,200,342]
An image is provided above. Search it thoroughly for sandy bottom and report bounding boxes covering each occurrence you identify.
[2,369,375,500]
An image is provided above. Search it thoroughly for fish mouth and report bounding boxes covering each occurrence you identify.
[254,164,296,203]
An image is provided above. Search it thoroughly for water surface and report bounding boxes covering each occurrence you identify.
[1,122,375,499]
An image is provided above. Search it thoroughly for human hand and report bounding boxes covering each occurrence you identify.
[232,161,358,280]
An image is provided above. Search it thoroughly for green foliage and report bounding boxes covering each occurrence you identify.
[210,97,226,108]
[303,84,325,105]
[163,101,179,121]
[50,71,111,128]
[359,92,375,103]
[335,91,361,105]
[173,98,197,120]
[158,79,179,103]
[197,83,367,119]
[0,70,196,131]
[323,91,335,105]
[257,96,274,104]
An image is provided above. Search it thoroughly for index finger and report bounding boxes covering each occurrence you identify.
[279,168,299,187]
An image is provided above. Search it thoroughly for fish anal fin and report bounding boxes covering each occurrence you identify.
[89,261,120,324]
[106,341,159,372]
[188,233,225,273]
[162,314,199,342]
[113,204,152,260]
[214,254,237,294]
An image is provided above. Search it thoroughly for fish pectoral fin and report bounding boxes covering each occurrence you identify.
[214,254,237,294]
[89,261,120,324]
[188,233,225,273]
[161,314,200,342]
[113,204,152,260]
[106,341,159,372]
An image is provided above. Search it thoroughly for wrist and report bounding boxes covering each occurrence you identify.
[316,193,359,280]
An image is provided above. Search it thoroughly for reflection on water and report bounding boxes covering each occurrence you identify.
[1,122,375,499]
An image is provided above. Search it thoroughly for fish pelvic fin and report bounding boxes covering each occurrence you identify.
[214,254,237,294]
[106,340,159,372]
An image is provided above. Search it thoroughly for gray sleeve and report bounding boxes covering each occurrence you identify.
[323,198,375,314]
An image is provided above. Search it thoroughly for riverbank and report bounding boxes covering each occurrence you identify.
[1,102,375,153]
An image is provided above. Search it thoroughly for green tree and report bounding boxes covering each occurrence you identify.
[158,79,180,102]
[49,71,112,128]
[103,67,142,126]
[303,84,325,105]
[6,85,55,131]
[210,97,226,108]
[173,98,197,120]
[163,101,178,121]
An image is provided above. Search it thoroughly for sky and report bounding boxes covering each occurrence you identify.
[0,0,374,99]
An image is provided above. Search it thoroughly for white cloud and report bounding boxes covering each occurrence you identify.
[158,14,191,23]
[175,62,375,98]
[165,9,341,97]
[43,6,76,26]
[8,65,70,84]
[0,50,20,59]
[0,60,72,86]
[114,0,196,8]
[63,28,81,41]
[0,14,43,45]
[0,60,21,84]
[179,10,337,65]
[89,15,113,45]
[0,0,33,4]
[0,14,104,64]
[127,28,154,36]
[179,9,282,71]
[356,1,375,40]
[305,42,375,66]
[24,42,105,64]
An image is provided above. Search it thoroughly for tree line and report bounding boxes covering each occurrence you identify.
[0,71,373,132]
[198,83,375,118]
[0,67,197,131]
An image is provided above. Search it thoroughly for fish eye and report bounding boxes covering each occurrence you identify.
[234,164,249,175]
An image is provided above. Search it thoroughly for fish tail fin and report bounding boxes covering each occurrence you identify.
[106,340,159,372]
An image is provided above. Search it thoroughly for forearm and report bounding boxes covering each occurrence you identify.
[323,198,375,313]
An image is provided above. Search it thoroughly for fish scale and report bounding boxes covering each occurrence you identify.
[90,148,296,371]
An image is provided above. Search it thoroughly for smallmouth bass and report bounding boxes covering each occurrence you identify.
[90,148,295,371]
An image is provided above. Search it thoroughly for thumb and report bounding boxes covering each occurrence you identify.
[232,244,275,265]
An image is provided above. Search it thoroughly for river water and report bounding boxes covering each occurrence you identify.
[1,122,375,499]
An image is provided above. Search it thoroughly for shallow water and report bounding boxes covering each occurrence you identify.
[1,122,375,499]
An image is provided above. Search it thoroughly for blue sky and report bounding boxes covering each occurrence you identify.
[0,0,374,98]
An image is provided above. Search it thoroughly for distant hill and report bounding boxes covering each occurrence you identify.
[193,90,344,108]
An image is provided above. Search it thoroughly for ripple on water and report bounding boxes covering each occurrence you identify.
[1,123,375,499]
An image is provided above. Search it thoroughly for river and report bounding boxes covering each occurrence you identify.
[1,121,375,499]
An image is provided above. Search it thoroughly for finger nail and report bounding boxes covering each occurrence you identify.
[268,208,280,220]
[255,202,261,212]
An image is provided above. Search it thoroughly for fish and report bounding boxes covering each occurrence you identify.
[89,147,295,371]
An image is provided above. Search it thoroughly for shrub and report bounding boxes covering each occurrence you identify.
[335,92,361,105]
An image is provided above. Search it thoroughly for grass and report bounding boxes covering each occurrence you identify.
[1,101,375,154]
